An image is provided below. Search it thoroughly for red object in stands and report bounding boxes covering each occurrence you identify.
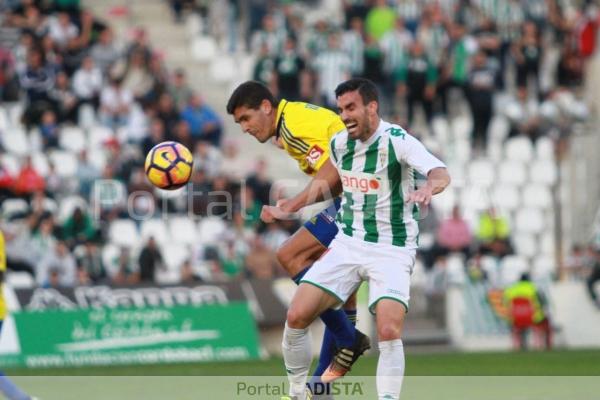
[108,6,129,17]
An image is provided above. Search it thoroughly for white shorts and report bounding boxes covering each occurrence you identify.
[301,233,416,314]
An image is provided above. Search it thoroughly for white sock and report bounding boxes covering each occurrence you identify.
[376,339,405,400]
[282,322,312,399]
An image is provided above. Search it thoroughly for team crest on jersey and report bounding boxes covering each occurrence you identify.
[379,150,388,167]
[306,145,325,168]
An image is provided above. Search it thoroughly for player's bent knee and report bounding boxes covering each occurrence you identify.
[378,324,402,342]
[286,307,312,329]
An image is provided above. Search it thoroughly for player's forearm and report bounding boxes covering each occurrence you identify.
[286,161,342,212]
[426,167,451,195]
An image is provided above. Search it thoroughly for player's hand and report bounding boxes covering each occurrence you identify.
[260,205,294,223]
[276,198,294,213]
[406,186,433,206]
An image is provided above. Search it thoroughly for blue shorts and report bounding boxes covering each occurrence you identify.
[304,198,341,247]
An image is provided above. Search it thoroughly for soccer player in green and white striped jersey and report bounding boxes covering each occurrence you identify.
[273,78,450,400]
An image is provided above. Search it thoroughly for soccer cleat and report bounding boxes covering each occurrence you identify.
[321,330,371,383]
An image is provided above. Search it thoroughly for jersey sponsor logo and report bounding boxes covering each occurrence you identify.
[306,144,325,168]
[339,170,388,195]
[386,126,406,139]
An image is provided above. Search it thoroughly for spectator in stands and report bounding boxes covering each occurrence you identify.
[250,14,285,58]
[99,77,133,130]
[38,109,60,150]
[239,186,261,229]
[193,141,222,179]
[342,17,366,79]
[49,71,78,123]
[466,50,498,152]
[218,240,244,279]
[156,92,180,133]
[477,207,512,258]
[245,235,279,279]
[169,68,193,111]
[90,28,121,74]
[142,118,166,155]
[365,0,396,41]
[0,45,18,102]
[121,48,155,102]
[180,93,223,146]
[72,55,102,109]
[108,247,137,285]
[437,205,472,257]
[313,32,351,110]
[48,11,79,50]
[246,158,272,207]
[556,48,584,89]
[62,207,96,249]
[0,166,15,203]
[76,150,101,198]
[219,139,249,181]
[172,120,195,152]
[396,41,437,131]
[564,244,589,280]
[37,240,77,287]
[180,259,202,283]
[252,42,274,87]
[75,240,106,283]
[506,87,542,142]
[126,27,152,65]
[137,236,165,283]
[273,36,306,102]
[512,21,542,97]
[20,48,55,127]
[14,157,45,198]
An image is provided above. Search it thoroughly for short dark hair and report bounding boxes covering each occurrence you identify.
[334,78,379,106]
[226,81,278,114]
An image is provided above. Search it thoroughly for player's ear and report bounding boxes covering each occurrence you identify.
[261,99,273,114]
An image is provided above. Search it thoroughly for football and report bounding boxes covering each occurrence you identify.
[145,141,193,190]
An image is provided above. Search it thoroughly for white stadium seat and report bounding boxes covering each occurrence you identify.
[513,233,538,258]
[451,114,472,141]
[446,162,466,186]
[492,184,520,211]
[161,243,189,271]
[191,36,217,62]
[432,116,450,145]
[540,232,555,255]
[498,161,527,186]
[28,128,43,152]
[535,136,555,161]
[2,128,29,156]
[88,125,114,148]
[48,150,78,177]
[454,139,472,163]
[140,218,169,245]
[6,272,35,289]
[169,217,198,246]
[1,154,20,175]
[515,208,545,234]
[467,159,495,187]
[88,148,107,171]
[530,160,557,186]
[59,126,86,153]
[108,219,140,248]
[500,255,529,285]
[505,137,533,163]
[210,56,235,84]
[431,186,457,216]
[488,116,510,142]
[2,199,28,217]
[522,184,553,209]
[446,254,467,284]
[197,217,227,245]
[532,256,556,282]
[186,14,203,37]
[31,152,50,177]
[0,108,8,131]
[460,186,491,212]
[78,104,97,129]
[8,103,24,127]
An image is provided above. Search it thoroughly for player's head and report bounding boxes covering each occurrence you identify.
[226,81,278,143]
[335,78,379,141]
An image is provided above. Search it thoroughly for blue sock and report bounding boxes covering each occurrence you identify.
[291,267,310,285]
[319,308,355,348]
[309,309,357,395]
[0,373,30,400]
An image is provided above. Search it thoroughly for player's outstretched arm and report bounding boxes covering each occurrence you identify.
[405,167,450,206]
[260,159,342,223]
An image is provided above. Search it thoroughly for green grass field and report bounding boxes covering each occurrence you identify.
[6,349,600,376]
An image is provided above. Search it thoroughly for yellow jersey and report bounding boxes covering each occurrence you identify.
[0,231,6,320]
[275,99,346,176]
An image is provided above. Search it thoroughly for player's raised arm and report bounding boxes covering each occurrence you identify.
[406,167,451,206]
[261,159,341,222]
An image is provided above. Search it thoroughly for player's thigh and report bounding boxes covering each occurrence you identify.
[287,282,341,329]
[343,291,357,310]
[375,299,407,340]
[277,227,328,275]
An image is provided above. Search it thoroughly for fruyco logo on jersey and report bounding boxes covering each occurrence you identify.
[340,170,387,194]
[306,145,325,168]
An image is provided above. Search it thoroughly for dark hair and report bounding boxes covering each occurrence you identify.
[334,78,379,106]
[226,81,278,114]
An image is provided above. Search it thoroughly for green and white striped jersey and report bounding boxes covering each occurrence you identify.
[329,120,445,249]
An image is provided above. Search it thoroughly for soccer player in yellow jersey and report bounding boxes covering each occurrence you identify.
[227,81,369,398]
[0,231,37,400]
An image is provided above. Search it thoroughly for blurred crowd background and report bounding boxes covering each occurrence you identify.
[0,0,599,306]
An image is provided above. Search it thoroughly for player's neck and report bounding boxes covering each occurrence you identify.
[358,117,381,143]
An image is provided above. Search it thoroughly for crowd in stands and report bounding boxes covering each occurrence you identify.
[0,0,598,290]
